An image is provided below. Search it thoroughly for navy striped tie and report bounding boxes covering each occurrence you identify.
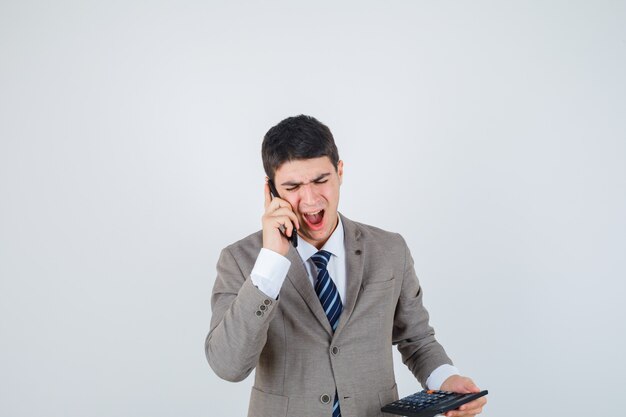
[311,250,342,417]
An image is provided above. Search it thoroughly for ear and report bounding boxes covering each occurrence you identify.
[337,160,344,185]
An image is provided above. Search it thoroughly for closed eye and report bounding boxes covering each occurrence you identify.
[287,180,327,191]
[282,173,331,191]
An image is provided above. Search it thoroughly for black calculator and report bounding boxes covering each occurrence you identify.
[381,389,488,417]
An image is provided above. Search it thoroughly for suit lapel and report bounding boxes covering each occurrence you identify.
[334,213,364,337]
[285,246,333,336]
[284,213,366,338]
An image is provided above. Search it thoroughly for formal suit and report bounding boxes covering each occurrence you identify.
[205,213,452,417]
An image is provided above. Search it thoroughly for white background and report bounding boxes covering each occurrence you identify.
[1,1,625,416]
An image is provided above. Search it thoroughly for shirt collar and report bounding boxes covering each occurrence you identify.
[296,215,345,262]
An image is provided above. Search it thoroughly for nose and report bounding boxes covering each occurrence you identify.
[299,183,319,206]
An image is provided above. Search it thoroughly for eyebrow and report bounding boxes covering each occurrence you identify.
[281,172,331,187]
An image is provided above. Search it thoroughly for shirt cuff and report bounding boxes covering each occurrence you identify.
[426,364,461,390]
[250,248,291,299]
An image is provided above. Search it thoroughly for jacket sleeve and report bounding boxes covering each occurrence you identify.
[392,236,454,387]
[205,246,280,382]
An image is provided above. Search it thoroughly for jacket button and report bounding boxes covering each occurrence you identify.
[320,394,331,404]
[331,346,339,355]
[263,299,272,306]
[255,310,263,317]
[259,304,267,311]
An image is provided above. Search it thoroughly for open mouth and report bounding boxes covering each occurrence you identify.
[302,209,325,228]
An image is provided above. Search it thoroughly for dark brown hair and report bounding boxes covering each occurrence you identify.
[262,115,339,181]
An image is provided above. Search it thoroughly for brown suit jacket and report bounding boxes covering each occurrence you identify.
[205,213,452,417]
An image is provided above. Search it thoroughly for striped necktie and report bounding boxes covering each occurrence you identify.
[311,250,343,417]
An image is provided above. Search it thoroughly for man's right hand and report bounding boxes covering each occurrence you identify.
[262,181,300,256]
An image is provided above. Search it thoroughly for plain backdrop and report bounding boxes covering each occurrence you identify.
[1,1,625,416]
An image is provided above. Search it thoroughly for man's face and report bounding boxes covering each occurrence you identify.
[273,156,343,250]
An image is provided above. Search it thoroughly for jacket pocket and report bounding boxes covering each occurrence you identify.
[249,387,288,417]
[362,277,395,291]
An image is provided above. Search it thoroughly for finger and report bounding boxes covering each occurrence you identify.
[271,215,296,237]
[266,203,299,227]
[448,377,479,394]
[445,408,482,417]
[446,405,484,417]
[267,196,290,213]
[273,214,298,236]
[458,404,484,414]
[460,397,487,410]
[285,219,295,237]
[271,207,300,230]
[463,378,480,393]
[447,397,487,416]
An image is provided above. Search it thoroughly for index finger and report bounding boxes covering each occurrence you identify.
[454,396,487,415]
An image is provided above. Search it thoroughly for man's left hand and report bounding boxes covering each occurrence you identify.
[439,375,487,417]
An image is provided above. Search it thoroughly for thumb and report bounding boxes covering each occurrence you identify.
[462,377,481,393]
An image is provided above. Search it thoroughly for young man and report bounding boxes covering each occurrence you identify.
[205,115,487,417]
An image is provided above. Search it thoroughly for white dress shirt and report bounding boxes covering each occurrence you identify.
[250,217,459,390]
